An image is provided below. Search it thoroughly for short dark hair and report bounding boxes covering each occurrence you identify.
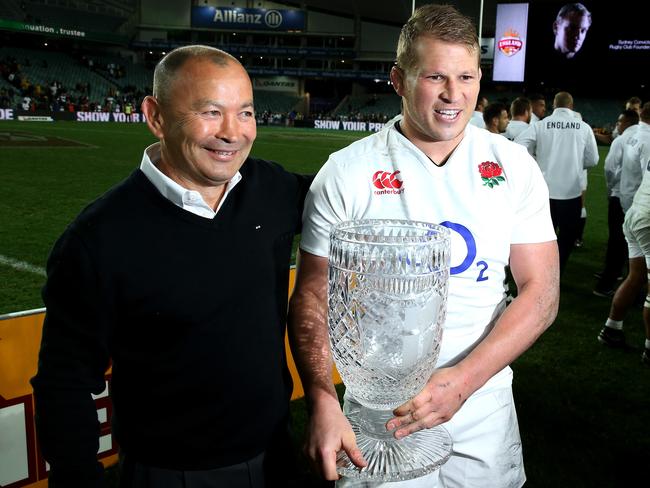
[153,45,238,103]
[510,97,531,118]
[529,93,545,103]
[483,102,507,125]
[621,109,640,126]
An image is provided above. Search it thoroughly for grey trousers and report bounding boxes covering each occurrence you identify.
[118,451,268,488]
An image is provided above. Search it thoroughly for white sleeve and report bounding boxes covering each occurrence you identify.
[514,123,537,156]
[583,126,600,168]
[510,150,556,244]
[604,137,624,190]
[300,156,349,257]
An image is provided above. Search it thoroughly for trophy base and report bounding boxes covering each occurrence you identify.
[336,409,453,482]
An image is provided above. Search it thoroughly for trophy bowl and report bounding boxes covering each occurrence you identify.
[328,219,453,481]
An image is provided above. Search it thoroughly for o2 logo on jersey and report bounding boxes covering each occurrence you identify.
[440,221,489,282]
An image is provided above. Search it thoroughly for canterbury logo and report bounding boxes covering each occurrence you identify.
[372,170,403,189]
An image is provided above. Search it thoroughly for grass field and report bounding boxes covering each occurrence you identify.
[1,120,649,486]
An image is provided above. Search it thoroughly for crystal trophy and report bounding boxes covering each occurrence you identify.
[328,219,453,481]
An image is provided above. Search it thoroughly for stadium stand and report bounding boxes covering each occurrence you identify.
[253,91,302,114]
[573,98,621,130]
[81,53,153,93]
[2,0,134,32]
[0,81,18,109]
[0,0,23,20]
[0,46,118,106]
[331,93,398,120]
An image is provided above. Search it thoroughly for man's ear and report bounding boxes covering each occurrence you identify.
[390,66,406,97]
[141,95,164,139]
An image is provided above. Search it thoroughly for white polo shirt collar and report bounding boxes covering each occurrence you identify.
[139,142,242,219]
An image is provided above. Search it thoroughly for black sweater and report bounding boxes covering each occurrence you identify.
[31,158,311,485]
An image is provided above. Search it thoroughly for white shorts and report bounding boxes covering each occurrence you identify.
[336,386,525,488]
[623,206,650,267]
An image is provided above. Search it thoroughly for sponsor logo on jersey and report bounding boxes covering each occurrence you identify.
[372,170,404,195]
[478,161,505,188]
[497,29,523,57]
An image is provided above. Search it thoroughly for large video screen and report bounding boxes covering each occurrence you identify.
[493,3,529,83]
[523,1,648,91]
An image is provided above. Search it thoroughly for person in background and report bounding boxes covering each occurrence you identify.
[289,4,559,487]
[573,111,588,249]
[469,92,488,128]
[619,106,650,216]
[529,93,546,124]
[504,97,531,141]
[593,109,640,297]
[598,102,650,365]
[31,45,311,488]
[516,91,599,275]
[626,97,643,115]
[595,97,643,145]
[483,102,510,135]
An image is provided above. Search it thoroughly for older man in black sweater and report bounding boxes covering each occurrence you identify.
[31,45,311,487]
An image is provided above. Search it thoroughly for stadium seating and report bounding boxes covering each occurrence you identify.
[253,91,302,114]
[334,93,400,120]
[86,54,153,93]
[0,77,18,103]
[0,46,118,105]
[3,0,132,33]
[574,98,621,129]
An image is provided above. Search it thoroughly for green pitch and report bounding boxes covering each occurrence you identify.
[0,122,366,314]
[1,121,649,486]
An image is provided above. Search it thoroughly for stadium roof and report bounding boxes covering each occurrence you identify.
[277,1,560,36]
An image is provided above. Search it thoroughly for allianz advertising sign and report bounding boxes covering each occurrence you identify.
[191,6,305,31]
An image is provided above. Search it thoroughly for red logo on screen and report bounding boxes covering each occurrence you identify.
[498,29,523,57]
[372,170,404,195]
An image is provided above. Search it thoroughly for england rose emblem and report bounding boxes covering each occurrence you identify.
[478,161,505,188]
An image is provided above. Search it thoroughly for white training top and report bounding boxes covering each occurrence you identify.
[515,108,599,200]
[619,122,650,212]
[504,120,529,141]
[469,111,486,129]
[604,124,638,198]
[301,117,556,394]
[630,132,650,212]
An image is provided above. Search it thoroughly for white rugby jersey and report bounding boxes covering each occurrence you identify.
[469,111,486,129]
[504,120,529,141]
[515,107,599,199]
[301,118,556,393]
[604,124,638,198]
[631,136,650,211]
[620,122,650,212]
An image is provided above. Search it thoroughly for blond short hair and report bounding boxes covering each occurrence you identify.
[396,4,479,74]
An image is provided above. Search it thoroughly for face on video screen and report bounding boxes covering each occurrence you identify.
[553,8,592,58]
[521,1,646,94]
